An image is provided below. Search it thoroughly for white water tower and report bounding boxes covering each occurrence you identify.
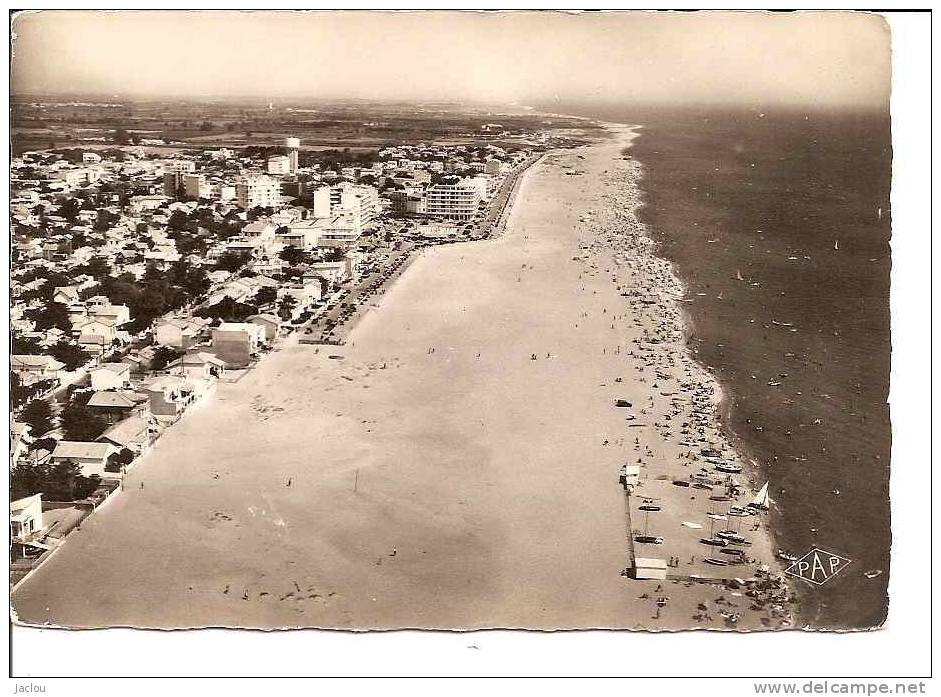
[285,137,300,173]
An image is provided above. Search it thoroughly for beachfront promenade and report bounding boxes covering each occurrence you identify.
[298,153,546,346]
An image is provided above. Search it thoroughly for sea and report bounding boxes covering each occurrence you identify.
[547,103,892,629]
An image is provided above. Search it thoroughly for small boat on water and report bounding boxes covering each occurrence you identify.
[728,506,753,517]
[704,558,730,566]
[715,462,743,474]
[673,480,691,488]
[748,482,771,511]
[864,569,883,579]
[639,504,661,512]
[777,549,799,562]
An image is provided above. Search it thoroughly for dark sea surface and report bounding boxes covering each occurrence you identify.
[552,103,892,629]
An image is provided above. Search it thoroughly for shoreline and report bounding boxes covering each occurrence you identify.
[12,122,792,631]
[583,123,793,628]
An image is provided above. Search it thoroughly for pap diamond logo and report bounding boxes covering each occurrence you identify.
[785,548,852,585]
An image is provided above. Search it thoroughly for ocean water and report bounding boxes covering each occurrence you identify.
[555,104,892,629]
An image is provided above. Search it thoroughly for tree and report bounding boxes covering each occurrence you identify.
[169,232,207,257]
[56,198,81,223]
[167,209,192,232]
[278,246,308,266]
[254,286,277,306]
[215,251,250,273]
[94,208,119,232]
[10,372,30,409]
[30,437,57,454]
[11,335,43,355]
[20,398,54,436]
[12,460,101,501]
[194,297,258,324]
[277,295,298,321]
[151,346,181,371]
[26,301,72,332]
[60,401,109,442]
[106,448,136,473]
[75,256,111,280]
[49,341,92,371]
[167,262,210,297]
[11,374,57,411]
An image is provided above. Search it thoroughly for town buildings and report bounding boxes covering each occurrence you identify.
[8,123,537,567]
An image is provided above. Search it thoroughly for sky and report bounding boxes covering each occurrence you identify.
[11,10,891,108]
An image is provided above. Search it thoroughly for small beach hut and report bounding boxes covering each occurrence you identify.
[633,557,668,581]
[619,464,641,490]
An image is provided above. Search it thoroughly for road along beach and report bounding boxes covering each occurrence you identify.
[12,124,791,630]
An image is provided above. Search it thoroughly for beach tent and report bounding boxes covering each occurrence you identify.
[633,557,668,581]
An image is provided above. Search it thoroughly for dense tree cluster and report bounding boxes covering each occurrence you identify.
[12,460,101,501]
[19,398,55,436]
[215,251,251,273]
[60,397,109,442]
[10,374,56,411]
[194,296,258,324]
[98,263,210,332]
[25,301,72,332]
[48,341,93,371]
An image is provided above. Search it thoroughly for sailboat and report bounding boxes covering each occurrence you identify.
[748,482,771,511]
[834,240,840,251]
[736,269,744,282]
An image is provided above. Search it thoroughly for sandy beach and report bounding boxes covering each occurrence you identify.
[12,124,791,630]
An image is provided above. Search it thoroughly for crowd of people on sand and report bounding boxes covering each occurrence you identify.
[570,147,794,629]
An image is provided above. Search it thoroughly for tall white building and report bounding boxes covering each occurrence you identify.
[424,180,482,220]
[310,183,379,233]
[183,173,212,200]
[56,167,102,190]
[236,175,283,210]
[162,160,197,197]
[212,183,236,203]
[267,155,291,175]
